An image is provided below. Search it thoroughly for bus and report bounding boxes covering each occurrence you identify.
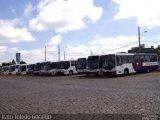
[28,64,35,74]
[48,62,58,76]
[86,55,100,76]
[0,66,2,74]
[56,60,78,75]
[33,63,41,75]
[77,58,87,74]
[9,64,20,75]
[2,66,10,75]
[40,61,51,75]
[20,64,29,75]
[86,53,159,76]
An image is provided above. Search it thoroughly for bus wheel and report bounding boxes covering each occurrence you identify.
[86,73,89,77]
[69,70,73,75]
[124,69,129,76]
[147,68,150,73]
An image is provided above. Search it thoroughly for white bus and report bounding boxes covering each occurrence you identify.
[48,62,58,76]
[20,64,29,75]
[86,55,100,76]
[86,53,159,76]
[0,66,2,74]
[9,64,20,75]
[2,66,10,75]
[77,58,87,74]
[33,63,41,75]
[27,64,35,74]
[40,61,51,75]
[100,53,159,76]
[56,60,78,75]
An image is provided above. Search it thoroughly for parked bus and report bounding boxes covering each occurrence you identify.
[9,64,20,75]
[33,63,41,75]
[77,58,87,74]
[20,64,29,75]
[86,55,100,76]
[0,66,2,74]
[48,62,58,76]
[28,64,35,74]
[56,60,77,75]
[100,53,159,75]
[40,61,51,75]
[86,53,159,76]
[2,66,10,75]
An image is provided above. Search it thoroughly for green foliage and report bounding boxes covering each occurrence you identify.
[12,59,16,65]
[20,61,27,64]
[2,62,12,66]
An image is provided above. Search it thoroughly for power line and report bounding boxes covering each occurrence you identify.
[102,41,138,53]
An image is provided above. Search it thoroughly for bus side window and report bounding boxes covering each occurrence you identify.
[145,55,150,62]
[71,61,76,66]
[150,55,157,62]
[128,55,134,63]
[134,55,139,62]
[140,56,145,62]
[122,56,128,63]
[116,56,122,65]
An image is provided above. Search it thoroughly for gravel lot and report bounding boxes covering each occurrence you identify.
[0,72,160,114]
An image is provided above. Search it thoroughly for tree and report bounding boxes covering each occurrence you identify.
[20,61,26,64]
[2,62,12,66]
[12,59,16,65]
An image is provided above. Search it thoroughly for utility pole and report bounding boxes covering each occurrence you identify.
[138,26,147,53]
[45,46,46,61]
[64,51,65,60]
[138,26,141,53]
[58,45,60,61]
[91,49,93,55]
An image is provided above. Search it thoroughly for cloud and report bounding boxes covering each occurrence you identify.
[113,0,160,28]
[0,19,35,43]
[90,35,138,54]
[1,35,159,64]
[0,46,7,56]
[48,35,62,46]
[29,0,103,33]
[24,2,35,16]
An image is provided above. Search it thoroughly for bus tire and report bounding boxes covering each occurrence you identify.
[124,69,129,76]
[69,70,73,75]
[86,73,89,77]
[147,68,150,73]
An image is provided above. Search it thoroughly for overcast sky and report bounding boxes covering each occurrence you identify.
[0,0,160,64]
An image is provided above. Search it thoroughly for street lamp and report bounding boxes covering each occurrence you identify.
[86,49,93,55]
[64,46,67,60]
[138,26,148,53]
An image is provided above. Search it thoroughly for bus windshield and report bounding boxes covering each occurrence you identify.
[50,62,58,69]
[77,58,86,69]
[41,62,50,70]
[57,61,70,69]
[3,66,9,71]
[99,55,115,70]
[34,63,41,71]
[21,66,26,71]
[9,66,15,72]
[87,56,99,69]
